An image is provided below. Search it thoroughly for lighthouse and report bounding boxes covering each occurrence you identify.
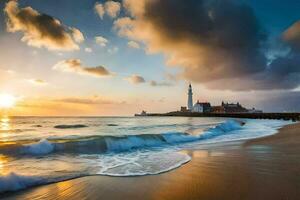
[187,83,193,111]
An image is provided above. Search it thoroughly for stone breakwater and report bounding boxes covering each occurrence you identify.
[144,112,300,121]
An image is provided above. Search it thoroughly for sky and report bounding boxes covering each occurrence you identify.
[0,0,300,116]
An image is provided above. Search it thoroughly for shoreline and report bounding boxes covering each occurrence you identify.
[2,121,300,200]
[245,122,300,146]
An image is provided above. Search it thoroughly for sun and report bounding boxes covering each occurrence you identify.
[0,94,16,109]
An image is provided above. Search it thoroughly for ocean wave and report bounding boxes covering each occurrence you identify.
[0,129,35,133]
[0,172,80,194]
[0,173,44,193]
[123,122,220,131]
[54,124,88,129]
[107,123,118,126]
[23,139,54,155]
[0,120,243,156]
[32,125,42,127]
[0,150,191,193]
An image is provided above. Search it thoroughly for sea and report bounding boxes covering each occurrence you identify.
[0,116,294,193]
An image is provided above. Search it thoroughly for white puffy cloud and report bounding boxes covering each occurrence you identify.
[94,1,121,19]
[105,1,121,18]
[71,28,84,43]
[94,2,105,19]
[108,46,119,54]
[95,36,109,47]
[127,41,140,49]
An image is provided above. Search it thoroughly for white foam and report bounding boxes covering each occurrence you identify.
[0,150,191,194]
[162,120,243,143]
[182,119,295,147]
[94,150,191,176]
[24,139,54,155]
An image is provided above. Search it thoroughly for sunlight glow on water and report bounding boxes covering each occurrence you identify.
[0,117,11,142]
[0,117,10,130]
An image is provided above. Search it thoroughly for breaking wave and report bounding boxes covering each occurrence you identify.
[0,150,191,193]
[0,172,81,193]
[0,173,45,193]
[0,120,244,156]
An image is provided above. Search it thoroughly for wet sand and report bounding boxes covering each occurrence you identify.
[2,122,300,200]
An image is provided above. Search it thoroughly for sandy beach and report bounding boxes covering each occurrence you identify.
[2,122,300,200]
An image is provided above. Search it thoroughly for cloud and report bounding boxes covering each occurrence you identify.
[252,91,300,112]
[116,0,266,84]
[94,1,121,19]
[116,0,300,91]
[128,41,140,49]
[105,1,121,18]
[94,2,105,19]
[4,1,83,51]
[150,80,172,87]
[165,73,179,82]
[28,79,48,85]
[95,36,108,47]
[71,28,84,43]
[283,20,300,50]
[125,75,145,84]
[5,70,16,75]
[16,95,129,116]
[54,96,118,105]
[108,46,119,54]
[53,59,113,77]
[84,47,93,53]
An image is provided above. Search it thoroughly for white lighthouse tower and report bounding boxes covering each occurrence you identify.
[187,83,193,111]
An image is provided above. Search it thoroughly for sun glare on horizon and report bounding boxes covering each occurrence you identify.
[0,94,17,109]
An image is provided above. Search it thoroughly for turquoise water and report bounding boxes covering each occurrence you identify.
[0,116,293,193]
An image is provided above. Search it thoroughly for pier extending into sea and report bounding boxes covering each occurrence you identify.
[144,112,300,121]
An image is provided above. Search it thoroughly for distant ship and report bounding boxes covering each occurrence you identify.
[134,110,147,116]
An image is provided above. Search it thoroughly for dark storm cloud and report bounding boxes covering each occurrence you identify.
[255,91,300,112]
[206,54,300,90]
[117,0,300,90]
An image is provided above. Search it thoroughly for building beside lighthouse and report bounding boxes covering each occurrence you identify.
[182,83,211,113]
[193,101,211,113]
[179,83,259,114]
[136,83,263,116]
